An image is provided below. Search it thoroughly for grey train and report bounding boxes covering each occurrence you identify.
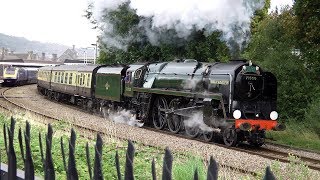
[2,66,38,86]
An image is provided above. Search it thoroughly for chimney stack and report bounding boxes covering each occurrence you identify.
[52,54,57,61]
[72,45,75,50]
[27,51,34,60]
[41,53,46,60]
[1,47,4,60]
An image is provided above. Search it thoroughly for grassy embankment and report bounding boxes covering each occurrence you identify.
[267,120,320,152]
[0,113,222,179]
[0,113,319,179]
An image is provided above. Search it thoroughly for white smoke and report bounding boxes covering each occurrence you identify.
[181,78,202,90]
[184,111,220,133]
[92,0,265,51]
[104,108,144,127]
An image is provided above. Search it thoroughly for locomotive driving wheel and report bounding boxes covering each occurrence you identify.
[203,131,214,142]
[152,97,168,130]
[223,126,238,146]
[167,99,183,133]
[185,121,200,138]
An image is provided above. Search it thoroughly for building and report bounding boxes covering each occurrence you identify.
[0,47,61,80]
[58,45,78,62]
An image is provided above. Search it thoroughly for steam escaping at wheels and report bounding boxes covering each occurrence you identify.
[101,107,144,128]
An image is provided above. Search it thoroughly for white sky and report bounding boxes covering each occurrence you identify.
[0,0,97,48]
[0,0,293,47]
[270,0,293,11]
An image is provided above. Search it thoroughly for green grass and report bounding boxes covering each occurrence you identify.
[269,154,319,180]
[266,120,320,152]
[172,154,207,180]
[0,114,210,179]
[1,113,319,179]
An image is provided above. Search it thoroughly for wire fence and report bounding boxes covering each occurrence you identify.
[0,117,276,180]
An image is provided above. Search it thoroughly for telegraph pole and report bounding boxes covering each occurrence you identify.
[91,43,97,64]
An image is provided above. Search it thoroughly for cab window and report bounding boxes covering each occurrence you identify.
[134,69,142,79]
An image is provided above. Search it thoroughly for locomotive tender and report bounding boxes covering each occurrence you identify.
[3,66,38,86]
[37,59,285,146]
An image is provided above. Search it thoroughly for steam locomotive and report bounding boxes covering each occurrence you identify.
[3,66,38,86]
[37,59,285,146]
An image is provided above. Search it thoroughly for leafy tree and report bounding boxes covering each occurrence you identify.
[244,8,316,120]
[304,89,320,135]
[294,0,320,76]
[251,0,271,34]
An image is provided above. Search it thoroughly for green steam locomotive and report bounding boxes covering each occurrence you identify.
[37,59,285,146]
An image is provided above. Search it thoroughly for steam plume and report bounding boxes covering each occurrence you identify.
[93,0,265,52]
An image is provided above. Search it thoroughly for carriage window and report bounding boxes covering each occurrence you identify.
[134,69,142,79]
[54,72,58,82]
[80,74,83,86]
[58,72,61,83]
[78,74,82,86]
[79,74,82,86]
[61,73,64,83]
[69,73,73,84]
[82,74,85,86]
[65,73,68,84]
[87,74,91,87]
[77,74,80,85]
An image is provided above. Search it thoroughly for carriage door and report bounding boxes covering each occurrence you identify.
[76,72,83,95]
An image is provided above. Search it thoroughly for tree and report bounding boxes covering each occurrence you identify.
[251,0,271,34]
[87,2,230,64]
[244,8,316,120]
[294,0,320,76]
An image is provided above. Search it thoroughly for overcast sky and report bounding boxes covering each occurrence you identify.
[0,0,293,48]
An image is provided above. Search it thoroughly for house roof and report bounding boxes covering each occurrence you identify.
[58,48,78,61]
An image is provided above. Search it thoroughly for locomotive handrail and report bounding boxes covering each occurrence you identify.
[132,87,223,101]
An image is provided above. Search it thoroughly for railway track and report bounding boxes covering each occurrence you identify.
[1,86,320,174]
[0,86,99,139]
[144,126,320,171]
